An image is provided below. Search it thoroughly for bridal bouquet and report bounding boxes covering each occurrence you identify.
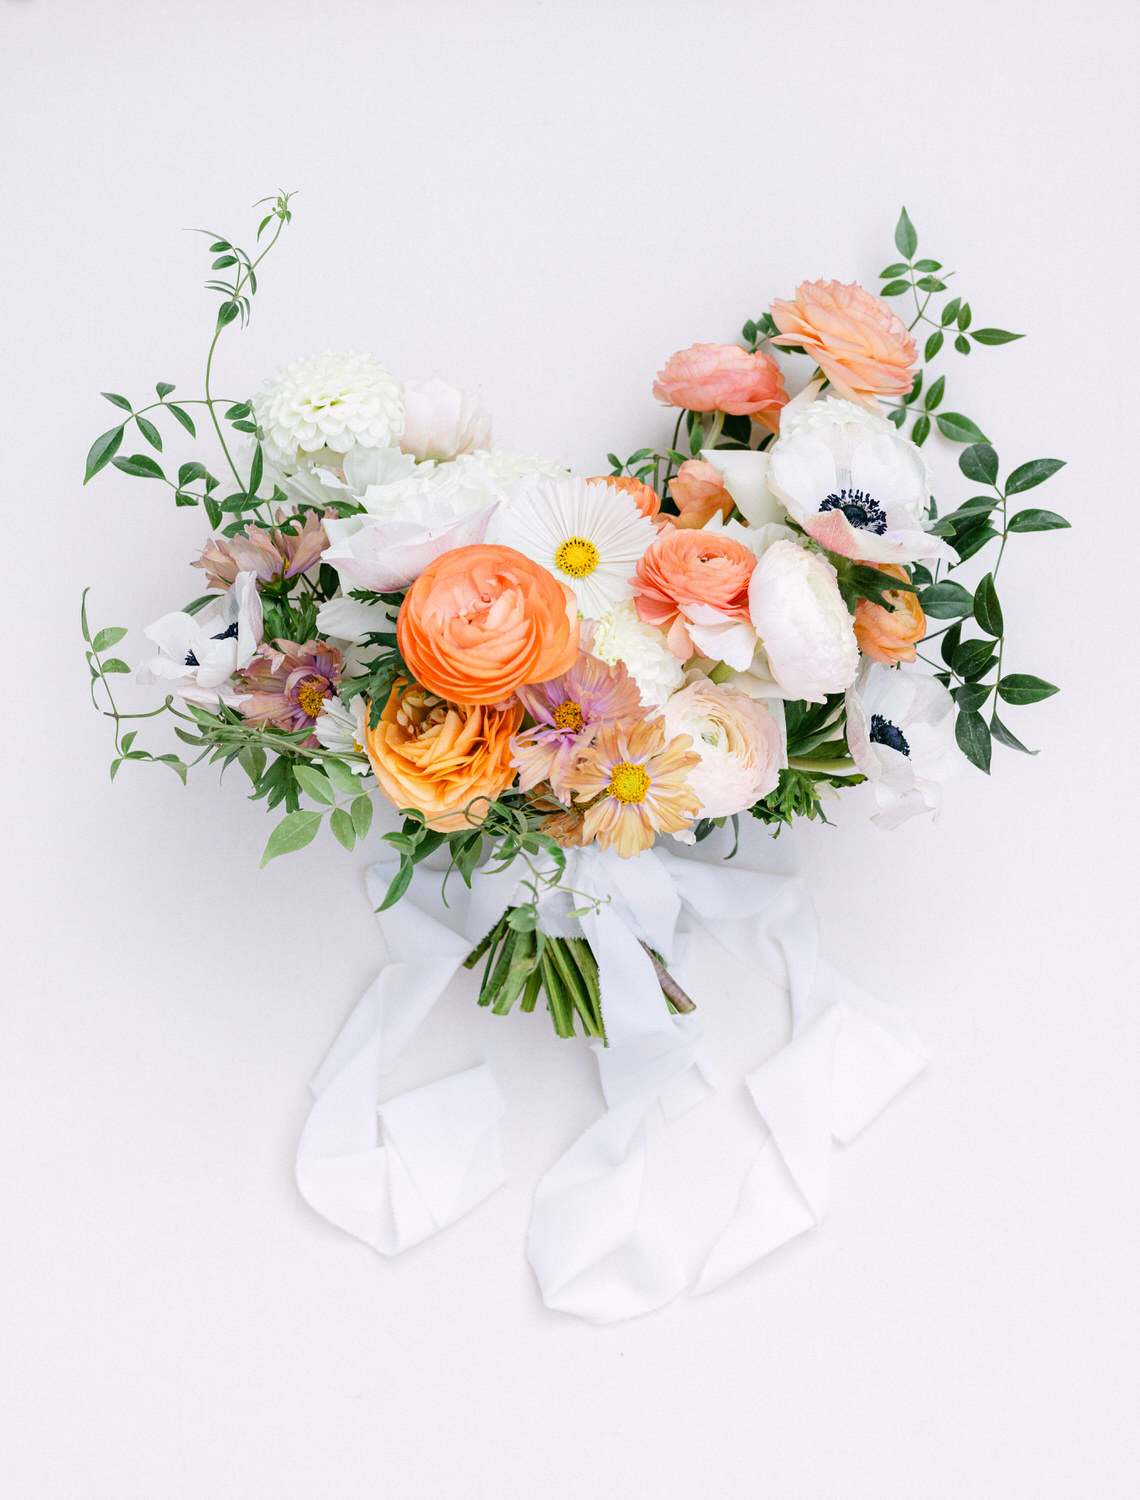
[83,194,1066,1041]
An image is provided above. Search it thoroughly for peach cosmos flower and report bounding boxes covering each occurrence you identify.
[586,474,661,521]
[666,460,734,530]
[565,718,701,859]
[632,526,757,663]
[769,280,917,407]
[652,343,787,430]
[511,649,646,800]
[195,510,329,591]
[397,544,579,706]
[236,639,343,745]
[853,564,927,664]
[364,681,523,832]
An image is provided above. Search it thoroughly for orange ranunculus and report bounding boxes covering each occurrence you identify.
[652,343,787,431]
[666,459,734,529]
[586,474,661,520]
[853,564,926,663]
[769,280,917,407]
[364,681,523,832]
[397,544,579,705]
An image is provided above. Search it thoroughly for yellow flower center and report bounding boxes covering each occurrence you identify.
[297,681,328,719]
[553,699,585,733]
[608,760,651,805]
[555,535,600,579]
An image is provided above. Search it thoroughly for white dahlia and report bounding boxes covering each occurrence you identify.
[496,476,656,620]
[252,351,404,469]
[591,598,685,708]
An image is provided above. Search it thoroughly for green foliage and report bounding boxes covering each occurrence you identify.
[749,767,863,831]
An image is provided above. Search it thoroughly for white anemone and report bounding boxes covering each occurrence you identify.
[138,571,262,708]
[845,661,966,828]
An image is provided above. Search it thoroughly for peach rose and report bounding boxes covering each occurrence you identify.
[398,544,578,705]
[365,681,523,832]
[652,343,787,431]
[666,459,734,530]
[770,280,917,407]
[632,527,757,663]
[586,474,660,520]
[853,564,926,664]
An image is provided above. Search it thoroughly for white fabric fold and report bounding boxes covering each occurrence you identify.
[295,842,927,1323]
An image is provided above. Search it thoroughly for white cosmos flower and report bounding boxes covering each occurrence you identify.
[312,693,371,772]
[252,352,404,469]
[767,394,951,566]
[497,476,657,620]
[591,598,685,708]
[845,661,967,829]
[399,378,492,461]
[748,540,859,702]
[138,571,262,708]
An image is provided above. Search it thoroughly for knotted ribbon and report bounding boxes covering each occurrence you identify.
[296,843,926,1322]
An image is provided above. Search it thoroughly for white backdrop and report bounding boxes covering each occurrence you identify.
[3,2,1138,1496]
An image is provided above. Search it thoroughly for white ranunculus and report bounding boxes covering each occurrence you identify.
[845,661,966,828]
[138,571,262,707]
[591,598,685,708]
[748,540,859,703]
[767,392,951,566]
[662,677,784,818]
[251,352,404,469]
[399,378,492,461]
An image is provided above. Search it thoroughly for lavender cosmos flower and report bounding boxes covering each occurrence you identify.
[236,639,344,745]
[511,647,646,800]
[195,510,329,590]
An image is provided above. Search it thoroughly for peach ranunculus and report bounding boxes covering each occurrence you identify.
[586,474,661,521]
[666,459,734,530]
[853,564,927,664]
[769,280,917,407]
[652,343,787,431]
[364,681,523,832]
[632,527,758,668]
[397,544,578,705]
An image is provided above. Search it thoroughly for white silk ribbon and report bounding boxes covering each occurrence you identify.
[295,845,926,1322]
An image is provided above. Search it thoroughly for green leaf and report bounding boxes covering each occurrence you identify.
[880,262,909,278]
[216,301,240,330]
[112,453,165,480]
[321,758,363,797]
[177,461,210,488]
[84,425,124,483]
[936,412,988,444]
[238,744,266,786]
[102,392,133,411]
[212,254,238,269]
[923,329,944,362]
[956,302,972,331]
[135,415,162,450]
[903,370,923,406]
[880,279,911,297]
[940,619,963,668]
[1004,458,1066,495]
[997,674,1059,705]
[293,764,336,805]
[952,523,999,563]
[918,581,974,619]
[260,809,322,867]
[224,403,252,420]
[953,638,996,681]
[990,711,1038,755]
[923,374,945,411]
[155,382,175,398]
[913,258,942,272]
[941,297,962,327]
[953,682,993,712]
[204,496,222,529]
[167,403,196,438]
[959,443,999,486]
[350,794,374,841]
[973,573,1003,637]
[232,419,258,434]
[912,413,931,446]
[376,856,414,911]
[92,625,127,653]
[916,276,947,293]
[970,328,1023,345]
[329,807,356,851]
[887,408,906,429]
[1007,507,1070,532]
[894,206,918,259]
[101,657,130,674]
[248,443,263,496]
[955,711,991,773]
[954,335,971,355]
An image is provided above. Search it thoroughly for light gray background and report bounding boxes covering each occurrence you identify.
[3,2,1137,1496]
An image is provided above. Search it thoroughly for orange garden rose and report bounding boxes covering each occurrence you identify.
[652,343,787,430]
[397,544,579,705]
[586,474,661,521]
[770,280,917,406]
[364,681,523,832]
[853,564,927,664]
[666,459,734,529]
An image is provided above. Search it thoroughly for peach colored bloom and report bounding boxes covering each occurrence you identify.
[652,343,787,431]
[397,544,579,706]
[853,564,927,664]
[565,719,701,858]
[511,649,646,799]
[586,474,661,521]
[196,510,329,591]
[770,280,917,407]
[632,527,757,661]
[364,681,523,832]
[666,460,734,530]
[236,638,343,745]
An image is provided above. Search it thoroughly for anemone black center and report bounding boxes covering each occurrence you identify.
[869,713,910,756]
[185,620,238,667]
[820,487,887,534]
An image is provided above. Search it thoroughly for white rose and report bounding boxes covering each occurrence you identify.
[748,540,859,703]
[399,378,493,462]
[662,678,784,818]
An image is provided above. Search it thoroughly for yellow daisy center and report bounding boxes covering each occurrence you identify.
[553,699,585,733]
[297,681,329,719]
[555,535,600,578]
[608,761,651,804]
